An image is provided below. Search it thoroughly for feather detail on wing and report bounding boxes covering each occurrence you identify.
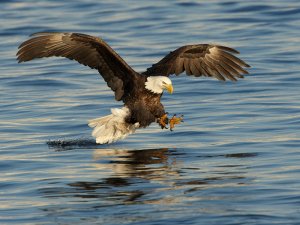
[17,32,138,100]
[142,44,250,81]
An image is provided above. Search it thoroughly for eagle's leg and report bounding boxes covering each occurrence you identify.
[169,114,184,131]
[157,113,169,129]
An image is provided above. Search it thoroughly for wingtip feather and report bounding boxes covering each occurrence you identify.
[216,45,240,54]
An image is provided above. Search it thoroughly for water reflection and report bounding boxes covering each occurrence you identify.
[92,147,178,178]
[36,144,259,224]
[41,143,257,207]
[68,147,179,203]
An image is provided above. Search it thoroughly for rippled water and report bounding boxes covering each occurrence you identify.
[1,0,300,224]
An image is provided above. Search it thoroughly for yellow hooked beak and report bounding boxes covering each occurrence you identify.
[164,84,174,94]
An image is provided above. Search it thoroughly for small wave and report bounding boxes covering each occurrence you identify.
[46,138,98,150]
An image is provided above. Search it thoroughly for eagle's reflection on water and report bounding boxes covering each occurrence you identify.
[44,139,255,206]
[69,147,180,204]
[46,139,181,204]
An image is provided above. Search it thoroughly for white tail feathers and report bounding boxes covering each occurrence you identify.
[88,107,139,144]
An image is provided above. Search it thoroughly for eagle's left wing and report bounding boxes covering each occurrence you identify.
[142,44,250,81]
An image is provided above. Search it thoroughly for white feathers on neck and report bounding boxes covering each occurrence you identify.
[145,76,172,94]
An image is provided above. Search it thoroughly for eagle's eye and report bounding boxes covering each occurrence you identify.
[162,81,167,85]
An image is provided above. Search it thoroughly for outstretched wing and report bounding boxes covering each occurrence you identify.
[142,44,250,81]
[17,32,138,101]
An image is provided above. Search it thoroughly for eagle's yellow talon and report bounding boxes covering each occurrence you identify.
[169,114,184,131]
[158,113,169,129]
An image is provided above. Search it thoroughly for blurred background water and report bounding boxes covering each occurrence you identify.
[1,0,300,224]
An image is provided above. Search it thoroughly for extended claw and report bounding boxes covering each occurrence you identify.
[169,114,184,131]
[158,113,169,129]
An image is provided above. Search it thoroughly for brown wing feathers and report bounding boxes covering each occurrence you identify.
[17,32,137,100]
[17,32,250,101]
[143,44,250,81]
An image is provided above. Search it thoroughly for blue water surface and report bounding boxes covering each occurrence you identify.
[1,0,300,224]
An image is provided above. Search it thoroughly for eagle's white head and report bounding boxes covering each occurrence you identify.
[145,76,173,94]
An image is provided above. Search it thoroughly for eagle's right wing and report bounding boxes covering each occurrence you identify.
[17,32,138,101]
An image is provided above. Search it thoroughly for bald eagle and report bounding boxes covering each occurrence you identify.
[17,32,250,144]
